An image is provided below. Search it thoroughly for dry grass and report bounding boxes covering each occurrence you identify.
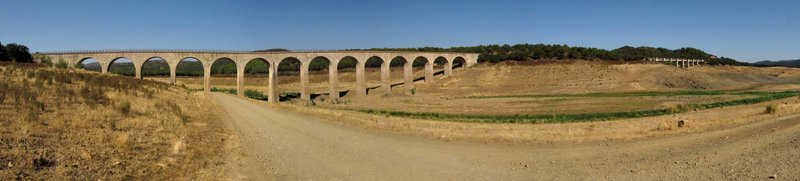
[258,61,800,144]
[0,63,232,180]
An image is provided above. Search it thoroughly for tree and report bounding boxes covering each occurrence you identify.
[4,43,33,63]
[0,41,8,61]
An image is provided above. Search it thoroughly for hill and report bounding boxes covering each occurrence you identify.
[754,59,800,67]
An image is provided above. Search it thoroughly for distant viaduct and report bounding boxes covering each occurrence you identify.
[36,50,479,103]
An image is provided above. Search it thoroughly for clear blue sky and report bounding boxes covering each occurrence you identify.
[1,0,798,62]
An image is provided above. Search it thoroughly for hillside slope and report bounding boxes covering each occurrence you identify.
[422,61,800,96]
[0,63,234,180]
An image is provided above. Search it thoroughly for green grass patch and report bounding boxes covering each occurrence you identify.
[244,89,268,100]
[211,87,269,100]
[210,87,237,95]
[352,91,800,124]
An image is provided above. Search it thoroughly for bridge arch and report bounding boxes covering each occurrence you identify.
[239,58,270,100]
[337,56,360,96]
[276,57,302,102]
[207,57,236,92]
[433,56,448,79]
[108,57,135,77]
[389,56,412,92]
[140,56,169,80]
[451,56,467,76]
[365,56,385,93]
[411,56,434,83]
[308,56,337,102]
[77,57,102,72]
[174,57,203,85]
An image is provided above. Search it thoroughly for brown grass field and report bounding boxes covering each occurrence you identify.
[0,63,233,180]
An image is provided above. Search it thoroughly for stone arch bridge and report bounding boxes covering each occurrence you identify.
[37,50,479,103]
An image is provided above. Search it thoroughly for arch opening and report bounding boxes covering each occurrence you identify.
[453,56,467,69]
[242,58,270,100]
[308,56,333,99]
[364,56,384,88]
[412,56,429,82]
[175,57,203,89]
[77,57,101,72]
[336,56,358,96]
[209,58,236,92]
[389,56,408,89]
[276,57,302,101]
[108,57,135,76]
[141,57,169,80]
[433,57,448,77]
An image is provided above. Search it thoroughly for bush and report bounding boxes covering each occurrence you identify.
[765,104,780,114]
[210,87,236,95]
[80,86,108,106]
[55,59,68,69]
[244,89,267,100]
[118,100,132,115]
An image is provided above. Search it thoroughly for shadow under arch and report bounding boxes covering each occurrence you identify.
[388,56,409,88]
[433,56,447,77]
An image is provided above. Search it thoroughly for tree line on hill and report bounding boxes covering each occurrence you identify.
[360,44,753,66]
[753,59,800,67]
[0,41,33,63]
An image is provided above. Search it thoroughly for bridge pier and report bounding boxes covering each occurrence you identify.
[404,63,414,92]
[356,62,366,96]
[328,63,339,101]
[380,61,391,94]
[203,66,211,92]
[445,60,453,76]
[300,63,310,102]
[268,62,278,103]
[424,61,434,83]
[169,64,177,84]
[237,66,244,97]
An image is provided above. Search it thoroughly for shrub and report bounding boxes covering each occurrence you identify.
[55,59,68,69]
[244,89,267,100]
[765,104,780,114]
[38,55,53,66]
[80,86,108,106]
[118,100,132,115]
[210,87,236,95]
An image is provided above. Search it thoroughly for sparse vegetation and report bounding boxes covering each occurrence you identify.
[765,104,781,114]
[0,63,230,179]
[211,87,237,95]
[244,89,268,100]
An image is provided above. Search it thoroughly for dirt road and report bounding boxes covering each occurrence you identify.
[209,92,800,180]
